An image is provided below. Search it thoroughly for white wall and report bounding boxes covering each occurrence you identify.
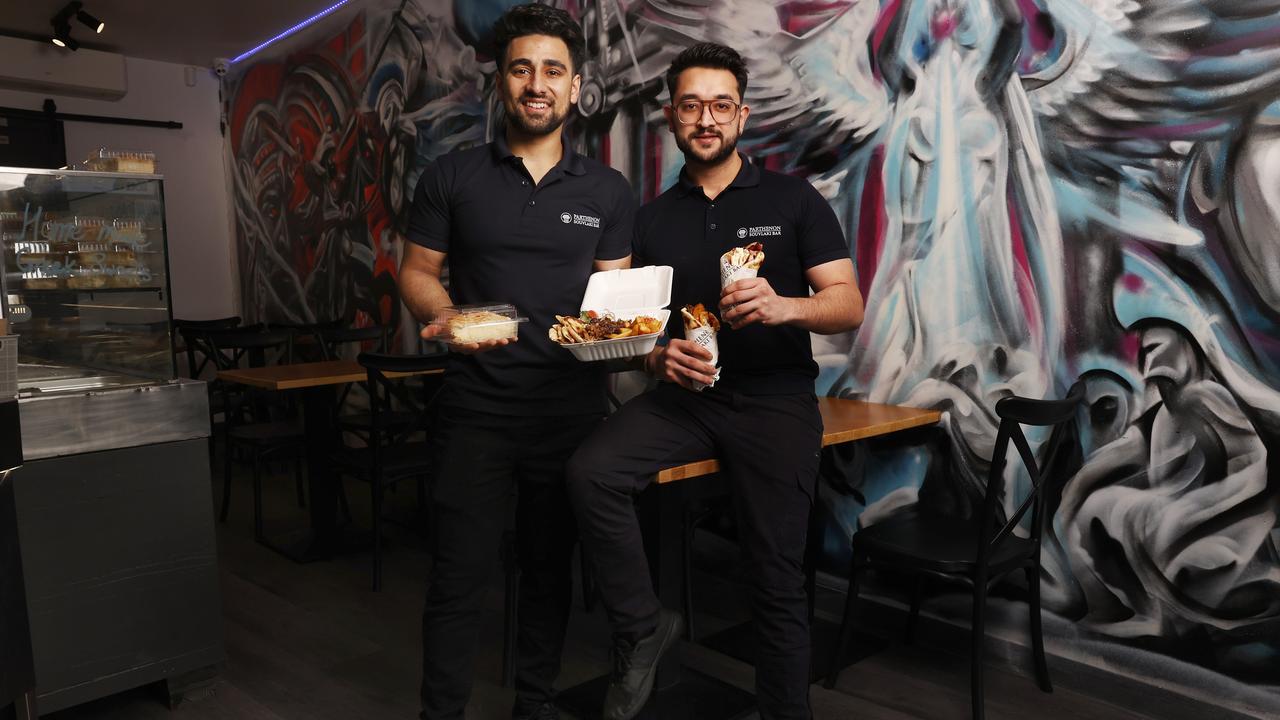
[0,56,237,320]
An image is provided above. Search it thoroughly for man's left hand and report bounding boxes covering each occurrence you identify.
[720,277,795,329]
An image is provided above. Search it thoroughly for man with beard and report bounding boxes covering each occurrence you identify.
[399,5,633,719]
[566,43,864,720]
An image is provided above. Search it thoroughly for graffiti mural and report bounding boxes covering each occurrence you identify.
[225,0,1280,712]
[225,3,487,333]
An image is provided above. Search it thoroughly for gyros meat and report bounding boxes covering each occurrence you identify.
[722,242,765,271]
[549,310,662,345]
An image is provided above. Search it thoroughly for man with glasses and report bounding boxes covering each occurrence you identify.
[566,43,864,720]
[399,5,633,719]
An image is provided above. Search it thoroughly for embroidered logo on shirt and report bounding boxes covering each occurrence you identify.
[562,212,600,228]
[738,226,781,238]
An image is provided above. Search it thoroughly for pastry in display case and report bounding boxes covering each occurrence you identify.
[0,166,174,385]
[81,149,158,175]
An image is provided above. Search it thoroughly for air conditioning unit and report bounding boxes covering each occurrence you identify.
[0,36,127,101]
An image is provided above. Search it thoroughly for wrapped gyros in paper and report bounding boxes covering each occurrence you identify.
[681,303,721,391]
[719,242,765,289]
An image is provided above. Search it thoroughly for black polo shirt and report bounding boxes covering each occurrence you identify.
[634,155,848,395]
[406,133,634,416]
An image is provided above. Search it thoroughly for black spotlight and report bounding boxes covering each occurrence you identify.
[77,7,104,34]
[49,2,102,50]
[50,21,77,50]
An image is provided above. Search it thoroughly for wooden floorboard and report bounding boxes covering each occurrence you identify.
[43,456,1169,720]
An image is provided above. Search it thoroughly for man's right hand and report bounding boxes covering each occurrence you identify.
[421,323,516,355]
[644,339,716,390]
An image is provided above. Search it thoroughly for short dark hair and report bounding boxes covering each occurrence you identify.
[492,3,586,74]
[665,42,749,102]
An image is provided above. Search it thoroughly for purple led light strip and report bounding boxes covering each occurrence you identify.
[230,0,351,64]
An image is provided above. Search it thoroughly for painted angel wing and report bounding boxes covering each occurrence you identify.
[1029,0,1280,167]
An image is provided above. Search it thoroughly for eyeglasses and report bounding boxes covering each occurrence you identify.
[673,99,741,125]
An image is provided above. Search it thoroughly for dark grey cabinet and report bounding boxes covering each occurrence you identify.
[12,438,222,714]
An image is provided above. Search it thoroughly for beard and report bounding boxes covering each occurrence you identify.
[675,127,739,165]
[505,94,570,137]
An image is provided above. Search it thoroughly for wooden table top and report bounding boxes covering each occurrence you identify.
[217,359,443,391]
[656,397,941,483]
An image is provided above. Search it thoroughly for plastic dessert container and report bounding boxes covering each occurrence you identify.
[430,303,527,343]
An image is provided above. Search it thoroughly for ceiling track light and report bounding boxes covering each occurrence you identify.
[77,9,104,33]
[50,21,78,50]
[49,2,103,50]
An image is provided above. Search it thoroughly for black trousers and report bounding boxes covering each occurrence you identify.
[566,384,822,720]
[420,406,603,720]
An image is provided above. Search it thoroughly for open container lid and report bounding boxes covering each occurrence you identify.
[580,265,672,314]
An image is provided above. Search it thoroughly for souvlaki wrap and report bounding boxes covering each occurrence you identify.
[681,303,721,391]
[719,242,765,289]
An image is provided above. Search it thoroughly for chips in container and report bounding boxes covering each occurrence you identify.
[552,265,673,361]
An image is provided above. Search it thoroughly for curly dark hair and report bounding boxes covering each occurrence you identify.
[665,42,749,102]
[492,3,586,73]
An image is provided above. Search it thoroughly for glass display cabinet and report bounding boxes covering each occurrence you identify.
[0,167,221,714]
[0,167,175,391]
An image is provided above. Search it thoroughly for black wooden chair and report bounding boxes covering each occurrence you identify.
[174,317,244,457]
[173,316,242,379]
[316,326,414,443]
[316,324,389,360]
[267,319,345,363]
[824,384,1084,720]
[202,327,306,532]
[332,352,445,590]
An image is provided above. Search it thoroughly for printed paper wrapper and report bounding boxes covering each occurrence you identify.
[720,259,759,290]
[686,324,721,392]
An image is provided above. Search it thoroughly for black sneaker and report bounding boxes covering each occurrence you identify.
[512,701,559,720]
[602,609,684,720]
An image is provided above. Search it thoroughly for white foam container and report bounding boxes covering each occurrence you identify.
[560,265,673,362]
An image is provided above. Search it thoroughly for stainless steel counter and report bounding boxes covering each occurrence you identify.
[17,364,209,460]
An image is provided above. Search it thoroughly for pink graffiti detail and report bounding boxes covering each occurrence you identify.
[856,146,887,299]
[871,0,903,80]
[1120,331,1140,363]
[776,1,854,37]
[1122,273,1145,292]
[930,9,960,41]
[1017,0,1053,53]
[1007,187,1042,341]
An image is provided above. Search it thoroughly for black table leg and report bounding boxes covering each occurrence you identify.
[257,384,369,563]
[558,479,756,720]
[700,441,888,680]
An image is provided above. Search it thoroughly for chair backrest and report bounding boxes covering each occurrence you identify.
[173,317,242,330]
[173,316,241,378]
[356,352,447,446]
[200,327,295,371]
[267,320,344,361]
[319,325,389,361]
[977,383,1085,564]
[357,351,448,375]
